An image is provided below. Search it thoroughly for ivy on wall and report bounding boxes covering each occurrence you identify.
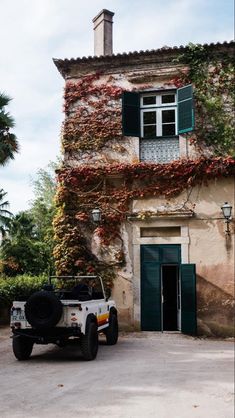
[172,43,235,156]
[63,74,123,153]
[54,157,235,284]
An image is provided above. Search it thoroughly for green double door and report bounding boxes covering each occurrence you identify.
[141,244,196,335]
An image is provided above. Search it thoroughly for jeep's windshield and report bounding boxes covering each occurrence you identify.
[49,275,105,301]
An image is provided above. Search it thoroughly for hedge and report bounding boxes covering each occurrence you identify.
[0,275,47,308]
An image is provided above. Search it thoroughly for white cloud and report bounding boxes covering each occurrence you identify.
[0,0,233,213]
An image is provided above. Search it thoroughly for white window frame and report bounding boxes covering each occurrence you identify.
[140,92,178,138]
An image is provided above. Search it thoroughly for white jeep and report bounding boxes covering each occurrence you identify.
[10,275,118,361]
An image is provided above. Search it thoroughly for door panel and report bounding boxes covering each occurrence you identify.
[161,245,181,263]
[141,245,160,262]
[141,245,183,332]
[181,264,197,335]
[141,255,161,331]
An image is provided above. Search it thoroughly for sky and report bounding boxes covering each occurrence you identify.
[0,0,234,214]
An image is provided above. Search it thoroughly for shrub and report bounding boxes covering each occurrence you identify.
[0,275,47,308]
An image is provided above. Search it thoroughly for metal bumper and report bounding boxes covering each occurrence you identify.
[12,327,81,344]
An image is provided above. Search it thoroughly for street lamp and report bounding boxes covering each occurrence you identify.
[91,208,102,223]
[221,202,233,235]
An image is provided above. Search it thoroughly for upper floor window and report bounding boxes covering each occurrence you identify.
[122,85,194,163]
[122,85,194,138]
[141,92,177,138]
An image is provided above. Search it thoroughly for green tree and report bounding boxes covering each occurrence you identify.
[0,92,19,165]
[0,162,59,276]
[0,189,12,238]
[30,162,57,208]
[0,212,49,276]
[29,161,58,273]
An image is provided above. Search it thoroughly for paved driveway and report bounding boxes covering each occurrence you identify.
[0,328,234,418]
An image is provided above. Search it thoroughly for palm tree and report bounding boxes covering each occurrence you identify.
[0,189,12,238]
[0,92,19,165]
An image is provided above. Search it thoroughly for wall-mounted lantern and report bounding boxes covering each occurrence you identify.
[91,208,102,223]
[221,202,233,235]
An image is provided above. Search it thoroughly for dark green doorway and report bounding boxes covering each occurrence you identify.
[141,244,196,335]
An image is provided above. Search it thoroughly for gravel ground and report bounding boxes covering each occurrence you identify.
[0,327,234,418]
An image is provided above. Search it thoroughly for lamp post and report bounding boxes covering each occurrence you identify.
[91,208,102,223]
[221,202,232,236]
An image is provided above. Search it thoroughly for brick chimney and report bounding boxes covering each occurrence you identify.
[93,9,114,56]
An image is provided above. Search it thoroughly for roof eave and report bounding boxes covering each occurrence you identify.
[53,40,235,79]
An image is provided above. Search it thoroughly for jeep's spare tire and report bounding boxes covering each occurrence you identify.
[25,291,63,329]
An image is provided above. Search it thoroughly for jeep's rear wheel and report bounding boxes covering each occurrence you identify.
[104,313,118,345]
[81,322,98,361]
[12,336,34,361]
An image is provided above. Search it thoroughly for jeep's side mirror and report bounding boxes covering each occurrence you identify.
[105,288,112,301]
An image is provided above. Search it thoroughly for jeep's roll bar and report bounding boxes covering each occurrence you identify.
[49,275,106,300]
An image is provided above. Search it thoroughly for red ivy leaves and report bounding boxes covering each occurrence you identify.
[54,157,234,279]
[63,73,123,152]
[54,156,235,277]
[64,73,123,114]
[58,157,235,187]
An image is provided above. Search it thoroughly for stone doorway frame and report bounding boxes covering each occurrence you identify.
[132,220,190,326]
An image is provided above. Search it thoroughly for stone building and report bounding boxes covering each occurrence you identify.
[54,10,235,336]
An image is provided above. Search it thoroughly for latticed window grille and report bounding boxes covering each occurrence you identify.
[140,138,180,163]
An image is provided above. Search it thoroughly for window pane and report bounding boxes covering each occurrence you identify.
[161,94,175,104]
[143,96,156,105]
[144,125,156,138]
[162,110,175,123]
[162,124,175,136]
[144,111,156,124]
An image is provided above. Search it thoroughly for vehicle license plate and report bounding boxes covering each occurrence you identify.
[12,312,25,321]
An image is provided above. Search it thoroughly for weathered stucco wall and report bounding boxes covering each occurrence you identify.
[111,177,234,335]
[188,178,234,336]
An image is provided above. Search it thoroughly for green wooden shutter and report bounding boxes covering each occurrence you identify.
[141,246,161,331]
[122,91,140,137]
[181,264,197,335]
[177,84,194,134]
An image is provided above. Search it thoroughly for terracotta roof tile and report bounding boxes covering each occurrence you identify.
[53,40,234,78]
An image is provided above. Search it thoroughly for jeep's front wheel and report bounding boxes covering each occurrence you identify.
[12,336,34,361]
[81,322,98,361]
[104,313,118,345]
